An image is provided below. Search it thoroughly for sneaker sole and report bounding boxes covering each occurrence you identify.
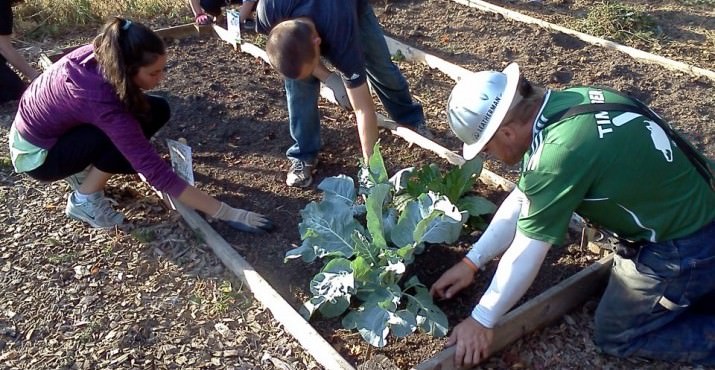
[65,210,124,229]
[65,210,123,229]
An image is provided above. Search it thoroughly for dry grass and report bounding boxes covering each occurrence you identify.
[13,0,191,40]
[565,2,662,46]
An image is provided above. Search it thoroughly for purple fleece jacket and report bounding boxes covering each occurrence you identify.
[13,44,188,197]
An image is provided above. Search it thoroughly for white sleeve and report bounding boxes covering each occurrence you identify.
[465,188,525,268]
[470,230,551,328]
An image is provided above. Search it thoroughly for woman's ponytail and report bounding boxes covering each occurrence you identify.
[93,17,165,116]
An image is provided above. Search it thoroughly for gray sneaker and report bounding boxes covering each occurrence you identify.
[414,121,435,140]
[286,158,318,188]
[64,167,91,191]
[65,191,125,228]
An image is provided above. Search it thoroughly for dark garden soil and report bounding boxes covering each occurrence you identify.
[1,0,714,369]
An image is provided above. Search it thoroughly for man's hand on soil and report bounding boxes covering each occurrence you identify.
[446,317,493,368]
[324,72,352,111]
[429,261,475,299]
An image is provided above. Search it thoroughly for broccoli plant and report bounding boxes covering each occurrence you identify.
[398,157,497,229]
[285,143,495,347]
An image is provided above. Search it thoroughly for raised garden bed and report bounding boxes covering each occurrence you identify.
[140,24,598,370]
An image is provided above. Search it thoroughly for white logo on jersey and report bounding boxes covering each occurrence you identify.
[611,113,674,162]
[645,120,673,162]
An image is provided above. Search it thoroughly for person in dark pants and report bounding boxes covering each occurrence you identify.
[0,0,39,103]
[256,0,432,187]
[431,63,715,367]
[9,17,273,234]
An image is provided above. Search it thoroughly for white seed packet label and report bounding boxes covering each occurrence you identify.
[226,9,242,43]
[167,139,195,186]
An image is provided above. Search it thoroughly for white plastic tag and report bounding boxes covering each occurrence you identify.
[226,9,242,44]
[167,138,195,186]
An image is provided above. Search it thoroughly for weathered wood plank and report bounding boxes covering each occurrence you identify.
[383,36,472,81]
[154,23,201,39]
[377,116,466,166]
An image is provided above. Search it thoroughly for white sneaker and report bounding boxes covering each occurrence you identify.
[65,191,124,228]
[286,158,318,188]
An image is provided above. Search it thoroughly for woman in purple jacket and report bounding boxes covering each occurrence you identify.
[9,17,273,233]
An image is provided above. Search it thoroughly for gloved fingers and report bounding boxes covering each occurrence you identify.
[214,203,275,234]
[224,219,266,234]
[224,217,274,234]
[251,213,275,231]
[224,212,274,234]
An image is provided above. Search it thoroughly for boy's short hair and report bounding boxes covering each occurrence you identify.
[266,19,318,79]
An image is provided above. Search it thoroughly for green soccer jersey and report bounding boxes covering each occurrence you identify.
[516,87,715,245]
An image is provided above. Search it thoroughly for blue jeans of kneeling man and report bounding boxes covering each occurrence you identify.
[594,219,715,365]
[284,3,424,162]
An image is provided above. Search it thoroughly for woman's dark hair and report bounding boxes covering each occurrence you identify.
[10,0,24,6]
[93,17,165,115]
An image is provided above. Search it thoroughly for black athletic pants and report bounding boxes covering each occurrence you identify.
[27,95,171,182]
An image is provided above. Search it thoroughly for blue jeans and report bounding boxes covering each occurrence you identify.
[284,3,424,162]
[594,220,715,365]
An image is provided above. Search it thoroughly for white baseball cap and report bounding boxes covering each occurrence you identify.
[447,63,521,160]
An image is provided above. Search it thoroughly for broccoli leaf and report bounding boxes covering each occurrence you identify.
[310,258,354,318]
[457,195,497,217]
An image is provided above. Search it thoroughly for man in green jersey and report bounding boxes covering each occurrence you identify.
[430,63,715,367]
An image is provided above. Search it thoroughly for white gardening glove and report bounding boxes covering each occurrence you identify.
[388,167,414,194]
[323,72,352,111]
[213,202,274,234]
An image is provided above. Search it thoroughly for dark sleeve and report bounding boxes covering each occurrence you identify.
[0,2,13,36]
[320,3,367,88]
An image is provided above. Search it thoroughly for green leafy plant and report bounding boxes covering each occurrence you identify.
[399,157,497,228]
[285,143,495,347]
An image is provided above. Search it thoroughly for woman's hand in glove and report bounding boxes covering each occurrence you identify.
[213,202,274,234]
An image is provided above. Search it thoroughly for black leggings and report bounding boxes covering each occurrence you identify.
[0,60,26,103]
[27,95,171,182]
